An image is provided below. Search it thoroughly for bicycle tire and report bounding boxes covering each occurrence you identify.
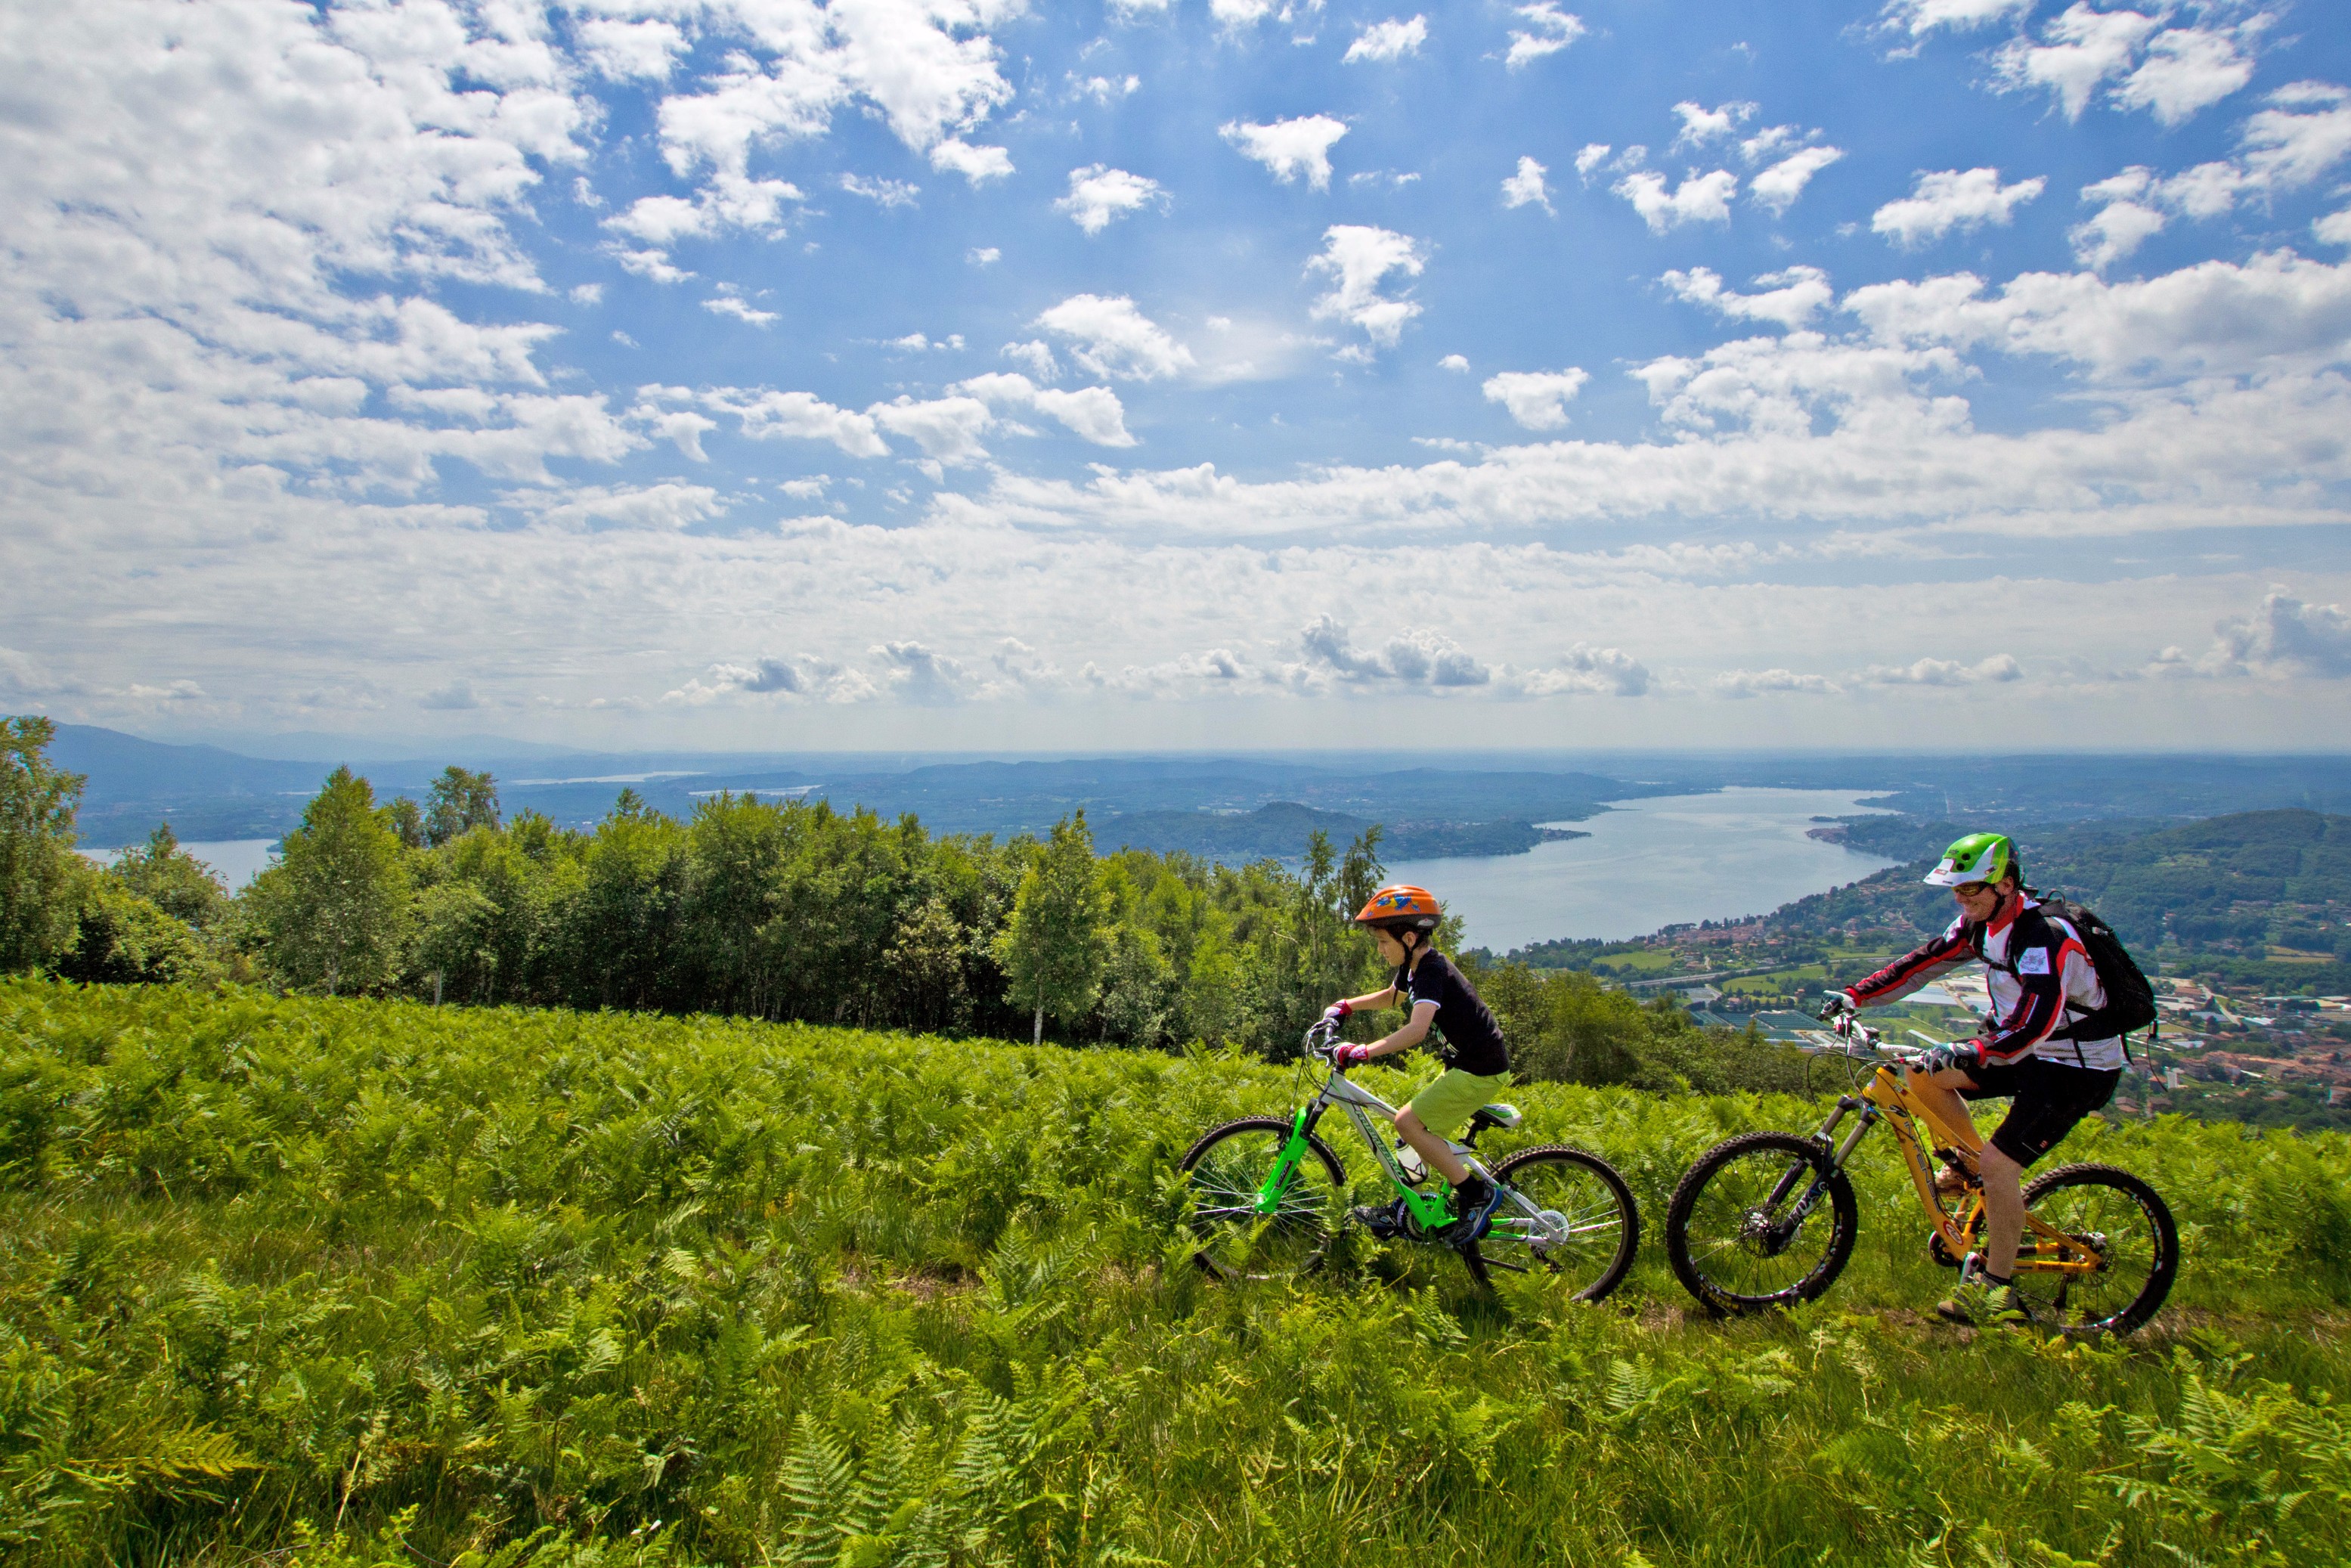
[1666,1130,1857,1315]
[1465,1144,1640,1302]
[1179,1117,1347,1283]
[2014,1163,2178,1336]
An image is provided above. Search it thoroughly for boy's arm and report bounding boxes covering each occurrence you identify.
[1327,984,1399,1018]
[1360,1001,1439,1058]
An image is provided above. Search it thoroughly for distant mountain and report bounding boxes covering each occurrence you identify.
[1100,802,1588,861]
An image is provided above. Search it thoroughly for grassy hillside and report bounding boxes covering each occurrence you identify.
[4,982,2349,1567]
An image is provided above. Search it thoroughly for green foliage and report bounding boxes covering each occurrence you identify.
[426,766,503,848]
[0,717,85,974]
[245,767,413,996]
[102,823,230,931]
[996,813,1114,1043]
[2,981,2349,1568]
[54,879,218,987]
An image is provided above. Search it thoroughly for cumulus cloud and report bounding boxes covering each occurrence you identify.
[1438,353,1471,372]
[1879,0,2032,42]
[578,19,686,82]
[667,654,875,706]
[955,373,1138,447]
[1506,2,1586,70]
[1520,645,1651,697]
[1712,668,1840,699]
[1855,654,2024,686]
[929,140,1015,184]
[875,640,969,704]
[419,678,485,710]
[1671,100,1758,149]
[1991,7,2260,126]
[1501,156,1553,213]
[2157,589,2351,679]
[1221,116,1350,191]
[2115,26,2257,126]
[1034,295,1197,380]
[1482,368,1590,429]
[1872,168,2046,247]
[1296,616,1491,687]
[704,288,777,325]
[705,390,891,458]
[868,395,996,466]
[1575,144,1613,181]
[1661,266,1834,330]
[1346,16,1428,62]
[516,482,729,531]
[1614,169,1740,232]
[1306,226,1426,347]
[1993,4,2164,122]
[841,173,920,209]
[1055,165,1168,234]
[1749,146,1845,214]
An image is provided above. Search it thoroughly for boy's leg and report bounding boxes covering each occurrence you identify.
[1393,1105,1469,1186]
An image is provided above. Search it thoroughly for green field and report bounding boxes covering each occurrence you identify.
[5,982,2349,1567]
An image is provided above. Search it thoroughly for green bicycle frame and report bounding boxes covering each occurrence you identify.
[1254,1085,1459,1230]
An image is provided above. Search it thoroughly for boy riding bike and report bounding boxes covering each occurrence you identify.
[1824,832,2123,1327]
[1321,884,1512,1243]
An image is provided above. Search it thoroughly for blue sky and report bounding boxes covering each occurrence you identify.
[3,0,2349,751]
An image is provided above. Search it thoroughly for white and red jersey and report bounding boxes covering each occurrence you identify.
[1848,896,2123,1072]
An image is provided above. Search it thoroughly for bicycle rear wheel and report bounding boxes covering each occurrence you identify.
[1469,1145,1640,1301]
[1666,1131,1857,1315]
[2013,1163,2177,1335]
[1179,1117,1346,1283]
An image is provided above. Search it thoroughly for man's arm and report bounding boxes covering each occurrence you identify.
[1972,937,2078,1065]
[1844,920,1976,1009]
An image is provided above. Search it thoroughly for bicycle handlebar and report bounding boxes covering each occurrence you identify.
[1801,1010,1933,1064]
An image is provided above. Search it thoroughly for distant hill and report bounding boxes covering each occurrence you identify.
[1102,803,1587,861]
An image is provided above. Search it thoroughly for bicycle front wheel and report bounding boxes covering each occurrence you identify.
[2013,1163,2178,1335]
[1473,1145,1640,1301]
[1179,1117,1346,1283]
[1666,1131,1857,1315]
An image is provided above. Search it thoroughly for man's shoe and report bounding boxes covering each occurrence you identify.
[1936,1278,2032,1327]
[1439,1177,1503,1244]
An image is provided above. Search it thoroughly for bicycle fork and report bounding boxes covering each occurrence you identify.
[1749,1095,1876,1253]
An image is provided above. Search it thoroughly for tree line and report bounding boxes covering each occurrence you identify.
[2,715,1806,1091]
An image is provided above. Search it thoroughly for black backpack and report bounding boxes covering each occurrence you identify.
[1978,894,2158,1052]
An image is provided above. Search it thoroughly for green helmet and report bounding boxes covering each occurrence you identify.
[1922,832,2017,889]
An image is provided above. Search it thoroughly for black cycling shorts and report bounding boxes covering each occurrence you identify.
[1958,1055,2121,1168]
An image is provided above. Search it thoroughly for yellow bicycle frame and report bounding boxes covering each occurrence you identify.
[1844,1062,2106,1278]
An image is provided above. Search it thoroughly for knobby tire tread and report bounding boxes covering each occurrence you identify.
[2021,1161,2179,1336]
[1476,1143,1640,1303]
[1665,1130,1858,1315]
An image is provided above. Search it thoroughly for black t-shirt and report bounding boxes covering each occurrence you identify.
[1392,950,1509,1077]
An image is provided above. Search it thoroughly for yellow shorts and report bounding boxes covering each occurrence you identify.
[1408,1068,1513,1142]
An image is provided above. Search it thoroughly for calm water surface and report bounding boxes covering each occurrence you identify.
[1383,788,1895,953]
[82,838,279,891]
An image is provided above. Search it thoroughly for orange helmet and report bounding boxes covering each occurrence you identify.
[1354,884,1440,933]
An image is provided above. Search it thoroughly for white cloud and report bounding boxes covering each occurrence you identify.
[420,678,484,711]
[1055,165,1168,234]
[1879,0,2031,41]
[2116,27,2257,126]
[1306,226,1426,347]
[967,246,1002,267]
[516,482,729,532]
[875,640,969,704]
[1749,146,1845,214]
[2239,83,2351,191]
[1671,101,1757,149]
[1482,368,1590,429]
[1520,645,1650,697]
[1614,169,1739,232]
[1002,340,1060,380]
[1506,2,1586,70]
[705,390,891,458]
[1221,116,1350,191]
[578,19,686,82]
[1439,354,1471,372]
[869,395,996,466]
[2070,172,2170,271]
[1035,295,1197,381]
[1070,73,1141,104]
[1856,654,2023,686]
[1662,266,1834,330]
[1872,168,2045,247]
[1501,156,1553,213]
[704,290,778,325]
[1346,16,1428,62]
[1712,668,1839,698]
[1297,616,1491,687]
[2319,209,2351,248]
[2210,590,2351,677]
[956,372,1138,447]
[841,173,920,209]
[1993,4,2163,122]
[929,140,1015,184]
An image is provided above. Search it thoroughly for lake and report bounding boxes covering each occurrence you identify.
[1383,787,1897,953]
[82,838,280,891]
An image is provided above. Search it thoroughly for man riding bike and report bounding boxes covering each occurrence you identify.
[1321,885,1513,1244]
[1824,832,2124,1327]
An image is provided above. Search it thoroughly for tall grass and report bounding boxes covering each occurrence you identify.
[2,979,2347,1566]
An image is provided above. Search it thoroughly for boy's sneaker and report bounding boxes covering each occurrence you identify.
[1351,1199,1411,1239]
[1439,1176,1503,1244]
